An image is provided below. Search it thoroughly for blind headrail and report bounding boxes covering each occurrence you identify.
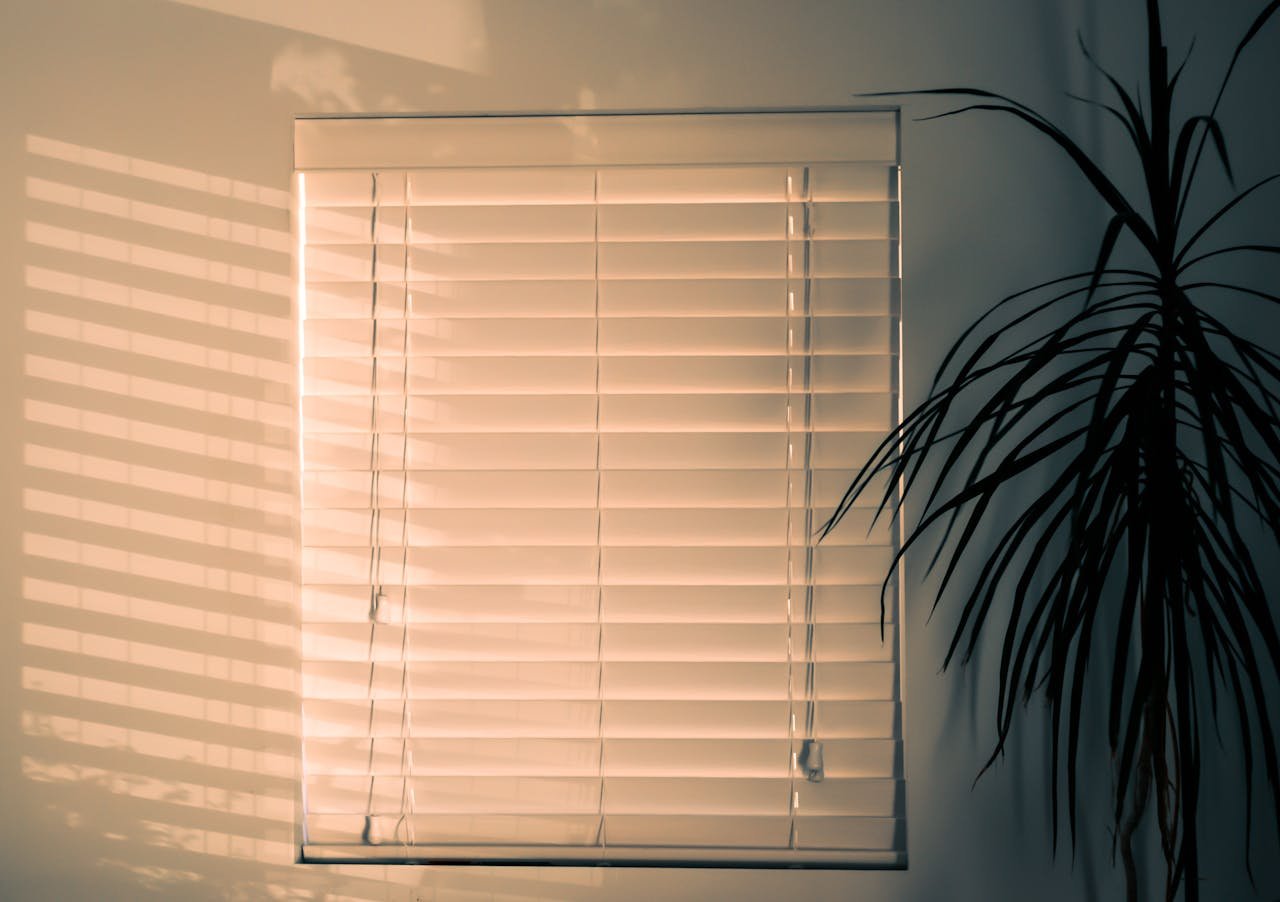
[295,112,899,171]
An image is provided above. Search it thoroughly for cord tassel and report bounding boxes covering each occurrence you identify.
[800,738,824,783]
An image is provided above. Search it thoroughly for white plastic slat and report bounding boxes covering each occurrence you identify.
[306,280,598,319]
[304,585,601,624]
[303,469,598,510]
[303,432,597,471]
[306,737,604,776]
[304,317,597,358]
[305,813,600,846]
[304,661,601,700]
[305,356,598,396]
[303,698,602,739]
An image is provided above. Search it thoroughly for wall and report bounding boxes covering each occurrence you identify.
[1,1,1276,900]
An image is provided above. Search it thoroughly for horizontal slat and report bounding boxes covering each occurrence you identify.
[306,775,602,815]
[304,317,596,357]
[599,507,891,548]
[599,277,897,317]
[305,661,602,699]
[303,546,601,586]
[303,776,900,818]
[600,316,893,355]
[305,277,899,320]
[300,580,901,621]
[303,814,905,856]
[595,167,787,203]
[595,431,879,469]
[805,202,898,240]
[302,395,894,435]
[304,507,598,547]
[601,661,895,700]
[303,391,894,433]
[302,468,891,508]
[608,739,785,777]
[303,394,598,433]
[601,470,782,508]
[304,698,602,738]
[303,168,597,206]
[604,815,790,849]
[601,624,895,662]
[796,778,904,817]
[305,356,598,395]
[303,660,895,701]
[593,163,897,203]
[305,280,597,319]
[304,201,897,246]
[794,816,904,852]
[599,585,895,624]
[302,584,897,625]
[603,738,899,778]
[303,357,893,395]
[303,432,598,470]
[598,240,894,280]
[607,777,901,817]
[604,777,788,815]
[597,545,895,585]
[303,813,600,847]
[300,623,896,664]
[304,316,894,357]
[304,622,600,662]
[300,506,892,549]
[305,240,896,283]
[596,202,895,242]
[296,507,883,546]
[602,814,901,853]
[306,242,594,282]
[603,203,787,241]
[304,771,900,817]
[302,280,901,322]
[300,737,897,779]
[601,392,892,431]
[303,469,599,508]
[608,355,890,392]
[306,737,603,776]
[301,699,898,740]
[808,164,899,201]
[307,203,597,245]
[304,585,599,624]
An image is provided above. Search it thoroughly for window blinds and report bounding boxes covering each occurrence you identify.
[296,112,904,866]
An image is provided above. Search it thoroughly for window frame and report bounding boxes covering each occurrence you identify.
[294,108,907,868]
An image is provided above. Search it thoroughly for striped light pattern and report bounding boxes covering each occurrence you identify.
[296,112,904,866]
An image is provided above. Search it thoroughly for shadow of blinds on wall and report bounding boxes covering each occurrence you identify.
[296,111,904,867]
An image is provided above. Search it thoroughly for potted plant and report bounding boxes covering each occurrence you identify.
[826,2,1280,899]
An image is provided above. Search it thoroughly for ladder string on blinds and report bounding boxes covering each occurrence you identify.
[297,111,905,866]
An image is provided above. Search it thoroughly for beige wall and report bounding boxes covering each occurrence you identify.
[1,1,1276,899]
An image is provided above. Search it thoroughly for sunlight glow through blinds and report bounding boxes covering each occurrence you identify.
[296,112,904,866]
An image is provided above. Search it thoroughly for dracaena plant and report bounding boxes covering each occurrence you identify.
[825,2,1280,899]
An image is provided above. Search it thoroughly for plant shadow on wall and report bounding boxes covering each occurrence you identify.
[826,1,1280,901]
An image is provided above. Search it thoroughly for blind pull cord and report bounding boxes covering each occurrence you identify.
[363,171,383,847]
[799,168,823,784]
[395,171,416,851]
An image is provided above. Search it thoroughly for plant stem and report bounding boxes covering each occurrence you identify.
[1120,741,1153,902]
